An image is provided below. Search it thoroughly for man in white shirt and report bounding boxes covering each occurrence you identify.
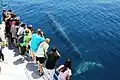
[36,38,50,76]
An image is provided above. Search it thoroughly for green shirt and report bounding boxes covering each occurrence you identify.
[20,35,30,47]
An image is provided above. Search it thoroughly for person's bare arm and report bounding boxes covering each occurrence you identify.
[67,69,72,80]
[44,44,49,58]
[66,75,71,80]
[5,15,11,21]
[56,51,61,57]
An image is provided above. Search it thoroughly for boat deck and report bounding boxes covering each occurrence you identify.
[0,47,48,80]
[0,22,50,80]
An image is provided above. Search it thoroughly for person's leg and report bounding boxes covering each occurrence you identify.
[21,46,26,60]
[7,33,12,47]
[39,58,43,72]
[31,51,34,60]
[37,61,40,70]
[31,52,36,63]
[33,53,36,63]
[1,53,4,61]
[0,51,4,61]
[19,45,21,54]
[20,46,23,55]
[5,25,7,38]
[39,63,43,75]
[36,57,39,70]
[44,68,50,80]
[14,38,17,47]
[50,69,55,80]
[11,37,13,43]
[39,57,45,76]
[0,53,2,61]
[45,68,49,75]
[23,46,26,59]
[45,68,51,80]
[26,45,29,53]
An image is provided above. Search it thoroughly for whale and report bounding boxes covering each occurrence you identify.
[46,13,84,61]
[74,61,104,75]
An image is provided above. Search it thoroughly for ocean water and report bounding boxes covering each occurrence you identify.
[0,0,120,80]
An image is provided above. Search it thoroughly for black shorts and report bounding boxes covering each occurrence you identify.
[36,57,46,64]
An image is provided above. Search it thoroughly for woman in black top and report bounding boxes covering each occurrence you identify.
[45,47,61,80]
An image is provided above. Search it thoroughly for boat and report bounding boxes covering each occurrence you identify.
[0,16,58,80]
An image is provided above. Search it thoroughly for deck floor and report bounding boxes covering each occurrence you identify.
[0,22,48,80]
[0,47,46,80]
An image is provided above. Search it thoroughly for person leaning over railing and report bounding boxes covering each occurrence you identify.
[24,24,32,56]
[30,29,45,63]
[35,38,50,76]
[4,10,16,47]
[19,30,30,60]
[56,59,72,80]
[24,24,32,39]
[45,47,61,80]
[4,11,11,38]
[17,23,26,43]
[10,21,18,47]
